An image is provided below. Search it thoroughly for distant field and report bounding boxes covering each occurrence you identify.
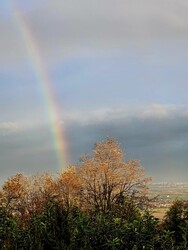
[149,184,188,201]
[149,183,188,219]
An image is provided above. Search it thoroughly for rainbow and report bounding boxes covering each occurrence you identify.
[10,3,68,170]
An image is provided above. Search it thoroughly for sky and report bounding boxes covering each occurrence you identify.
[1,0,188,183]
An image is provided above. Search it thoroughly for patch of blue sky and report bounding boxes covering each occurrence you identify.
[0,0,12,16]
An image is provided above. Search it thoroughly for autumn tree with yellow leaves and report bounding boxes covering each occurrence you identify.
[56,166,83,211]
[76,138,151,213]
[2,172,56,225]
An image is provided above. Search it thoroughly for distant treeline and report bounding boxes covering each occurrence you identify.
[0,139,188,249]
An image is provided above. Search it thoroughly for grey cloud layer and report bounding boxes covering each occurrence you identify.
[2,0,188,65]
[26,0,188,52]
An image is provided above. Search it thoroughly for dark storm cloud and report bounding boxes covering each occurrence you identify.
[66,105,188,181]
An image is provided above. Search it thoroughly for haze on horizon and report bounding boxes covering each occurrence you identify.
[1,0,188,183]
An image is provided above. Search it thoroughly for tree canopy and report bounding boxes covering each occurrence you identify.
[76,138,151,213]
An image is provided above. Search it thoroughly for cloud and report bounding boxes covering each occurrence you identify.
[64,104,188,125]
[29,0,188,60]
[1,0,188,66]
[0,122,22,136]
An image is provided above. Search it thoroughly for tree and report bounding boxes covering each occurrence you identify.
[1,172,57,226]
[2,173,29,216]
[56,166,83,211]
[76,138,151,213]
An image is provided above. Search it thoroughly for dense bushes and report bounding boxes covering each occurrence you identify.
[0,199,188,249]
